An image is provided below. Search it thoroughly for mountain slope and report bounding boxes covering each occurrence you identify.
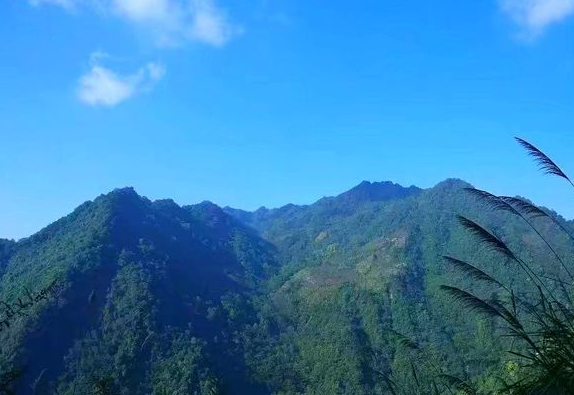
[1,180,573,395]
[0,188,278,394]
[227,179,574,394]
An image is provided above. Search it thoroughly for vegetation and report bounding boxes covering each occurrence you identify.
[0,189,276,394]
[0,140,573,394]
[437,138,574,394]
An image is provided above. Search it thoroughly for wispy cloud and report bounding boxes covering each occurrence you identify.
[500,0,574,37]
[29,0,241,47]
[108,0,241,47]
[188,0,242,46]
[77,56,165,107]
[29,0,238,108]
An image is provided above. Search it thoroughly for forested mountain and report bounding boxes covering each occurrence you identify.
[1,180,572,394]
[0,188,278,394]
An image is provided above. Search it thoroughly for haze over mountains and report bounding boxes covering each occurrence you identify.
[0,179,571,394]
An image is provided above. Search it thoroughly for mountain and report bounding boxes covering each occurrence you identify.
[330,180,421,204]
[1,180,572,394]
[223,180,421,233]
[228,178,573,394]
[0,188,278,395]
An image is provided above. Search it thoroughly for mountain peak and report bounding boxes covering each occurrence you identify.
[96,186,147,209]
[106,186,139,198]
[336,180,421,203]
[432,178,473,190]
[191,200,226,216]
[185,201,231,226]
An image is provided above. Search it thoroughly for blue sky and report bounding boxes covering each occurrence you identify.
[1,0,574,239]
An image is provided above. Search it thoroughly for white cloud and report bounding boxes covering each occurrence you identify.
[29,0,241,47]
[111,0,241,47]
[187,0,242,46]
[111,0,172,22]
[77,57,165,107]
[501,0,574,37]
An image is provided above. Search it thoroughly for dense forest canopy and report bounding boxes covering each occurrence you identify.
[1,177,572,394]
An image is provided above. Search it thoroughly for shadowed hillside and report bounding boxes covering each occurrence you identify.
[0,188,278,394]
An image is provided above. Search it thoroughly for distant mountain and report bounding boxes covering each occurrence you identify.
[224,180,421,232]
[1,180,572,394]
[328,180,421,204]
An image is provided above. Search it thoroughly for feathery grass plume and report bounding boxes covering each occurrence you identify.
[457,216,517,261]
[439,286,504,320]
[515,137,572,185]
[499,196,548,219]
[488,299,524,332]
[443,255,506,290]
[464,189,574,283]
[465,187,574,283]
[464,188,520,215]
[505,378,573,395]
[440,138,574,395]
[457,215,558,298]
[389,329,420,351]
[490,193,574,280]
[502,195,574,241]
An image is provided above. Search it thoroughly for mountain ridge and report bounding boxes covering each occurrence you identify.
[2,178,573,394]
[224,179,423,220]
[1,186,278,394]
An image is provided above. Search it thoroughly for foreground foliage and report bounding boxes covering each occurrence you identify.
[437,138,574,394]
